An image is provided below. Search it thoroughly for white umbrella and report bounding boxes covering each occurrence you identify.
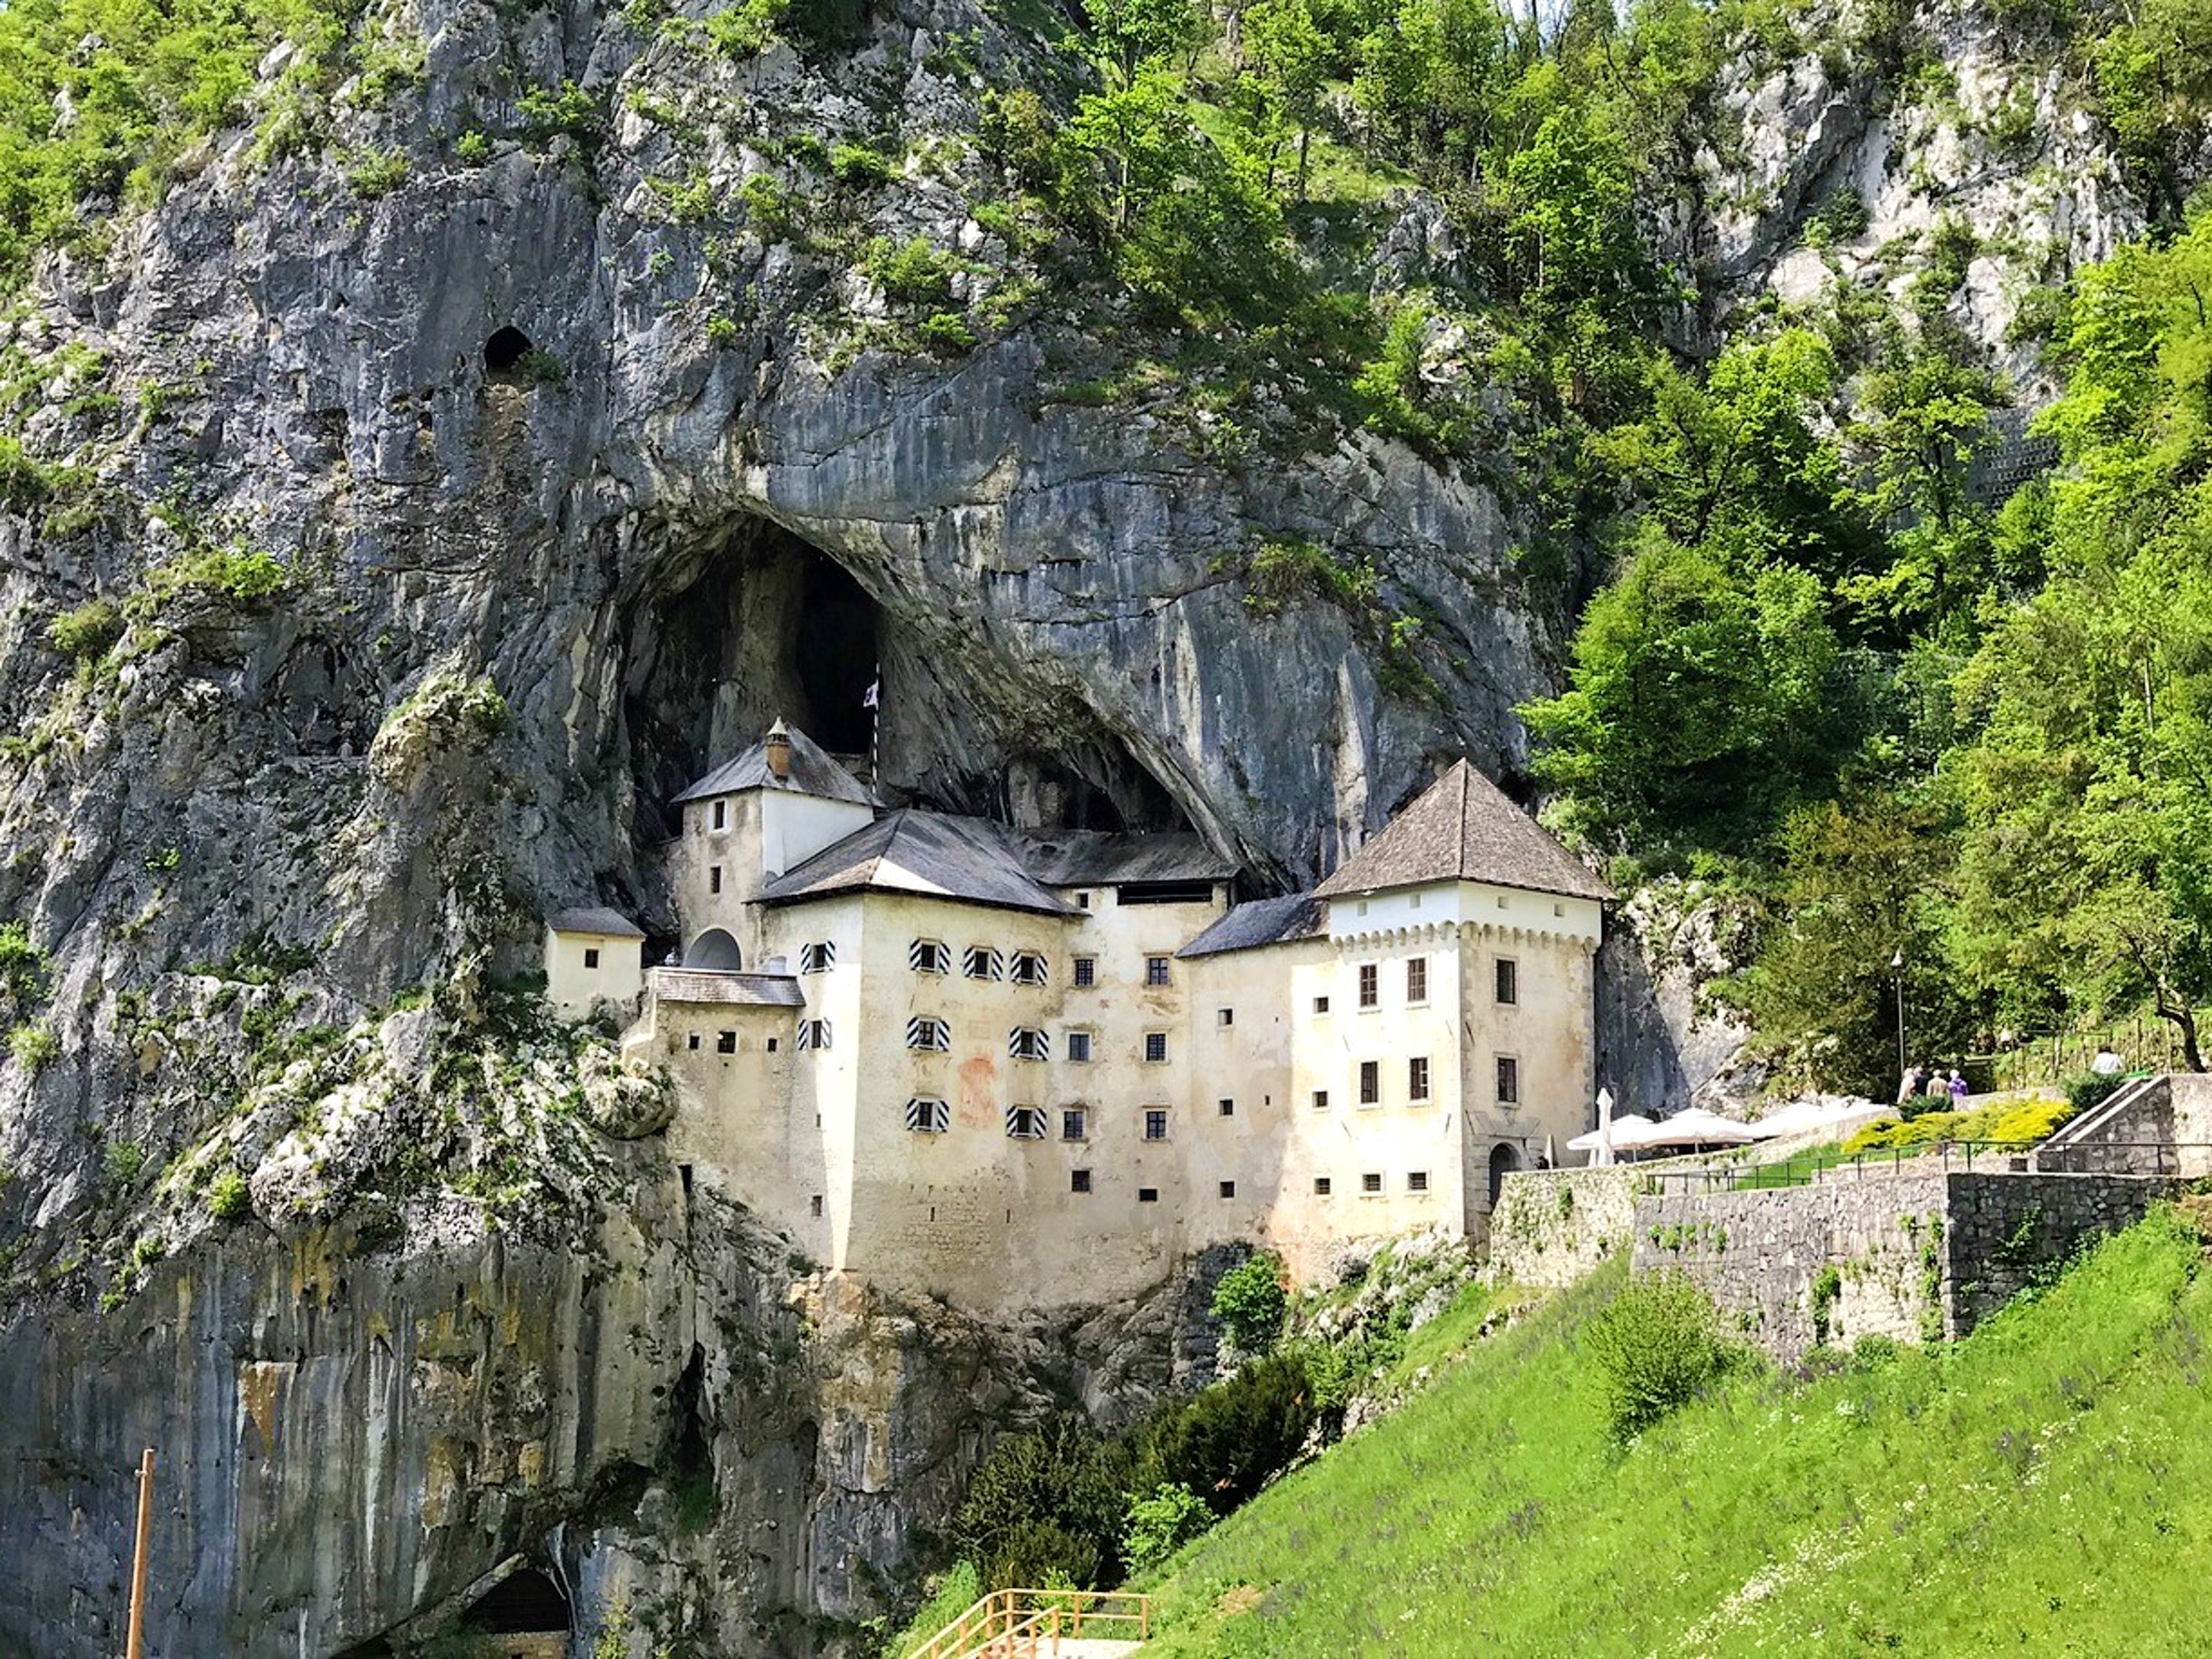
[1568,1112,1650,1155]
[1632,1107,1760,1150]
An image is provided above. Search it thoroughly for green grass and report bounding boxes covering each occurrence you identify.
[1139,1207,2212,1656]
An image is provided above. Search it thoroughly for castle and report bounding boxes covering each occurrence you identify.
[545,722,1609,1313]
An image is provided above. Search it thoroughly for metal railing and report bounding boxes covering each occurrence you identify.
[905,1589,1152,1659]
[1629,1140,2212,1193]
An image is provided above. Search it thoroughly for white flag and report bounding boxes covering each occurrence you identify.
[862,680,879,709]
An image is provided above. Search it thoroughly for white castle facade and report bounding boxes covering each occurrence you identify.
[545,722,1609,1314]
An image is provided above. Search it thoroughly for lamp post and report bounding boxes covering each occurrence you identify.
[1891,949,1908,1087]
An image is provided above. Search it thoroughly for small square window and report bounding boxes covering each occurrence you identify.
[1218,1180,1236,1199]
[1217,1007,1234,1027]
[907,1017,951,1053]
[1077,891,1092,909]
[1408,1170,1429,1193]
[1406,956,1427,1003]
[583,947,600,969]
[799,1019,831,1051]
[1138,1187,1160,1204]
[1144,1109,1169,1141]
[800,941,835,974]
[1409,1056,1431,1101]
[716,1030,736,1054]
[1062,1108,1088,1142]
[1496,958,1518,1006]
[1218,1098,1235,1117]
[1361,1172,1383,1195]
[1554,902,1565,917]
[1009,1027,1050,1061]
[712,799,726,830]
[964,945,1003,981]
[1145,956,1171,987]
[1067,1031,1094,1063]
[1010,951,1049,986]
[709,866,723,895]
[1071,1169,1093,1193]
[1497,1055,1520,1104]
[1312,1089,1329,1110]
[810,1194,824,1217]
[1006,1106,1048,1140]
[1313,994,1330,1015]
[766,1037,778,1052]
[1144,1032,1168,1063]
[686,1032,701,1051]
[1073,956,1097,987]
[1359,1060,1380,1105]
[905,1097,949,1133]
[910,939,949,975]
[1313,1176,1332,1196]
[1358,962,1378,1008]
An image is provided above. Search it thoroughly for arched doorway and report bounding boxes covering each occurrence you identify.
[1488,1142,1520,1208]
[683,928,742,971]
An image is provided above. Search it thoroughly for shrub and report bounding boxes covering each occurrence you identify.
[830,141,895,187]
[1136,1351,1315,1515]
[134,545,290,613]
[9,1021,58,1073]
[208,1166,251,1221]
[1583,1271,1733,1443]
[703,0,787,57]
[953,1415,1133,1590]
[0,923,45,1021]
[1803,187,1870,248]
[889,1561,981,1657]
[347,148,410,199]
[705,314,741,348]
[863,235,957,305]
[2066,1070,2126,1117]
[103,1137,146,1185]
[456,129,491,165]
[737,172,791,237]
[918,311,978,354]
[1809,1263,1842,1346]
[517,80,600,145]
[1210,1251,1287,1352]
[47,598,122,659]
[1122,1481,1212,1574]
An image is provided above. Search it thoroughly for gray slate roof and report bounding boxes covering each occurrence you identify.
[1019,829,1233,887]
[673,724,874,807]
[546,906,646,938]
[1314,760,1612,903]
[759,811,1079,917]
[651,968,805,1007]
[1178,893,1325,959]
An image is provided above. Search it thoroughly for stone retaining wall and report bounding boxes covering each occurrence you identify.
[2035,1075,2212,1177]
[1631,1171,2176,1362]
[1487,1168,1639,1287]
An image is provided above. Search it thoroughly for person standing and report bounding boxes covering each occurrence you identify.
[1948,1068,1970,1104]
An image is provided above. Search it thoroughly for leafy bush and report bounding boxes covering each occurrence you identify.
[133,545,290,613]
[47,598,123,659]
[703,0,787,57]
[207,1166,251,1221]
[737,172,791,237]
[1843,1097,2076,1155]
[863,235,957,305]
[1122,1481,1213,1574]
[1803,187,1869,248]
[1136,1351,1315,1515]
[455,129,491,165]
[953,1415,1133,1590]
[830,141,896,187]
[1583,1271,1733,1443]
[346,148,410,200]
[705,314,740,348]
[918,311,978,354]
[103,1137,146,1185]
[9,1021,58,1073]
[1210,1251,1287,1352]
[2066,1070,2127,1116]
[889,1561,980,1657]
[517,80,600,145]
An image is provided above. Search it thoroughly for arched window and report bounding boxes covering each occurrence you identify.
[682,928,742,971]
[1488,1142,1520,1209]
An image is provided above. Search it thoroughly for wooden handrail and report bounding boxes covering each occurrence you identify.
[906,1588,1153,1659]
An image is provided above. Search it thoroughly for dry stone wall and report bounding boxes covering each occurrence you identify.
[2036,1075,2212,1177]
[1631,1171,2177,1363]
[1487,1169,1639,1288]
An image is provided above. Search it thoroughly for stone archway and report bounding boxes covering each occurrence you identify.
[683,928,742,971]
[1488,1142,1520,1209]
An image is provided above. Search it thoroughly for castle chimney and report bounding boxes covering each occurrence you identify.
[764,719,792,781]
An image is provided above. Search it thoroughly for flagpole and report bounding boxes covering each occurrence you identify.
[865,664,880,790]
[126,1448,155,1659]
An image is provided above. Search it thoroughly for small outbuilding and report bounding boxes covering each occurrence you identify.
[543,906,646,1019]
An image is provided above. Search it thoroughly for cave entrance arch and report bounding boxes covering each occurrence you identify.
[1488,1142,1520,1209]
[684,928,743,971]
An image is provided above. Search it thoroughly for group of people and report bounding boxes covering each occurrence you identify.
[1898,1064,1970,1109]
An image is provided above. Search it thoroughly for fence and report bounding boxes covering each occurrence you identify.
[1628,1141,2212,1194]
[905,1590,1152,1659]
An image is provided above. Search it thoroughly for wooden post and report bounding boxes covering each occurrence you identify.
[126,1447,155,1659]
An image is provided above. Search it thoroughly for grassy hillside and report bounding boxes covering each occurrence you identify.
[1139,1207,2212,1656]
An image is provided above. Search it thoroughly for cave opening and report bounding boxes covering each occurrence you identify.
[484,326,533,375]
[792,553,879,755]
[461,1566,571,1634]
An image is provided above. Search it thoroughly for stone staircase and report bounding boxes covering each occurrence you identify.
[905,1589,1151,1659]
[2034,1074,2212,1176]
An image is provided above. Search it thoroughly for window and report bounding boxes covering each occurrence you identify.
[712,799,726,830]
[1010,951,1049,986]
[709,866,723,895]
[798,1019,831,1050]
[1072,956,1096,987]
[1407,1170,1429,1193]
[1218,1098,1235,1117]
[964,945,1003,981]
[686,1032,701,1051]
[1361,1171,1383,1195]
[799,940,835,974]
[1218,1007,1234,1027]
[1313,1176,1332,1196]
[1138,1187,1159,1204]
[1077,890,1092,909]
[1409,1056,1431,1101]
[1145,956,1171,986]
[1218,1180,1236,1199]
[1143,1032,1168,1063]
[583,947,600,969]
[1006,1107,1048,1140]
[1008,1027,1050,1061]
[905,1097,949,1133]
[1358,962,1378,1008]
[766,1037,777,1052]
[811,1194,823,1217]
[1313,994,1330,1015]
[1066,1031,1093,1063]
[1554,902,1565,917]
[1496,1054,1520,1104]
[1359,1060,1380,1105]
[1406,956,1428,1003]
[1071,1169,1093,1193]
[1062,1108,1088,1141]
[715,1031,736,1054]
[1496,957,1518,1006]
[906,1016,950,1052]
[910,939,949,975]
[1144,1109,1169,1141]
[1312,1089,1329,1110]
